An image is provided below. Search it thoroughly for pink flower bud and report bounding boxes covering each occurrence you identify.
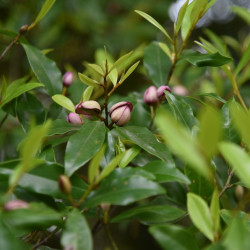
[4,200,29,211]
[157,85,171,100]
[172,85,188,96]
[144,86,158,105]
[63,71,74,87]
[75,101,101,116]
[109,101,133,126]
[67,112,83,125]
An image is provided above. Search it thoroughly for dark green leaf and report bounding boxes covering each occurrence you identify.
[48,119,81,136]
[235,43,250,76]
[65,121,106,177]
[22,43,62,95]
[143,42,172,86]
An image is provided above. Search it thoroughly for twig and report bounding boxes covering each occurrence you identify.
[104,224,119,250]
[219,169,234,198]
[0,113,8,128]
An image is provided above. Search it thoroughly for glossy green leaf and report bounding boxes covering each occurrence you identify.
[52,94,75,113]
[82,86,94,102]
[184,52,232,67]
[187,193,214,241]
[231,6,250,25]
[119,146,140,168]
[112,204,185,224]
[48,119,81,136]
[61,209,93,250]
[143,42,172,86]
[165,93,197,129]
[65,121,106,177]
[219,142,250,188]
[149,224,199,250]
[28,0,56,30]
[198,107,222,158]
[0,82,44,108]
[155,108,212,179]
[175,0,189,33]
[87,63,104,76]
[84,168,163,207]
[108,51,133,73]
[78,73,99,87]
[235,43,250,76]
[120,61,140,83]
[115,125,174,166]
[142,161,190,184]
[135,10,172,42]
[22,43,62,95]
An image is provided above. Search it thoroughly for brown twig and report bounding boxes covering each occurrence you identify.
[219,169,234,198]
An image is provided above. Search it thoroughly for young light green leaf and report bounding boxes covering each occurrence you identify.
[88,145,106,184]
[158,42,171,59]
[119,146,141,168]
[219,142,250,188]
[235,43,250,76]
[175,0,189,33]
[108,68,118,86]
[28,0,56,30]
[120,61,140,83]
[210,188,220,235]
[78,73,99,87]
[108,51,133,73]
[82,86,94,102]
[187,193,214,241]
[135,10,173,43]
[52,94,75,113]
[87,63,104,76]
[231,6,250,25]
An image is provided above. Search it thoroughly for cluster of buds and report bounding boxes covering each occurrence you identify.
[144,85,171,105]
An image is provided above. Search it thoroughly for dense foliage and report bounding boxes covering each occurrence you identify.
[1,0,250,249]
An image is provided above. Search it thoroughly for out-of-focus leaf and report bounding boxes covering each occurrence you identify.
[120,61,140,83]
[210,188,220,235]
[231,6,250,25]
[52,94,75,113]
[158,42,171,58]
[119,146,140,168]
[235,43,250,76]
[78,73,99,87]
[187,193,214,241]
[48,119,81,136]
[65,121,106,177]
[175,0,189,33]
[61,209,93,250]
[144,42,172,86]
[22,43,62,95]
[109,51,133,73]
[149,224,199,250]
[194,92,226,103]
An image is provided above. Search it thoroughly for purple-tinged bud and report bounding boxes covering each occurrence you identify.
[4,200,29,211]
[67,112,83,125]
[157,85,171,100]
[75,101,101,116]
[172,85,188,96]
[109,101,133,126]
[58,175,72,195]
[144,86,158,105]
[100,203,110,212]
[63,71,74,87]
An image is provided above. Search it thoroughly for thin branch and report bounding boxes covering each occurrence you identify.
[104,224,119,250]
[0,113,8,128]
[219,169,234,198]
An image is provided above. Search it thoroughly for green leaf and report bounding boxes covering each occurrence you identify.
[135,10,173,43]
[175,0,189,33]
[158,42,171,58]
[22,43,62,95]
[108,68,118,86]
[219,142,250,188]
[198,107,222,158]
[108,51,133,73]
[120,61,140,83]
[61,209,93,250]
[28,0,56,30]
[155,108,212,180]
[231,6,250,25]
[143,42,172,86]
[119,146,140,168]
[87,63,104,76]
[187,193,214,241]
[65,121,106,177]
[142,161,190,184]
[210,188,220,235]
[78,73,99,87]
[194,92,226,103]
[82,86,94,102]
[48,119,81,136]
[0,82,44,108]
[84,168,164,207]
[115,126,174,166]
[112,204,185,224]
[184,52,232,67]
[52,94,75,113]
[149,224,199,250]
[235,43,250,76]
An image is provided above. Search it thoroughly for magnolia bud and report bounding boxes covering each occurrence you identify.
[235,185,244,201]
[172,85,188,96]
[109,101,133,126]
[4,200,29,211]
[58,175,72,195]
[75,101,101,116]
[67,112,83,125]
[144,86,158,105]
[157,85,171,100]
[63,71,74,87]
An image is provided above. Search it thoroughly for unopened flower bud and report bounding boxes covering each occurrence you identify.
[4,200,29,211]
[58,175,72,195]
[19,24,29,35]
[157,85,171,100]
[75,101,101,116]
[67,112,83,125]
[100,203,110,212]
[109,101,133,126]
[172,85,188,96]
[63,71,74,87]
[235,185,244,201]
[144,86,158,105]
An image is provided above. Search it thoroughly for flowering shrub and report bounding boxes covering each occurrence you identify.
[1,0,250,249]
